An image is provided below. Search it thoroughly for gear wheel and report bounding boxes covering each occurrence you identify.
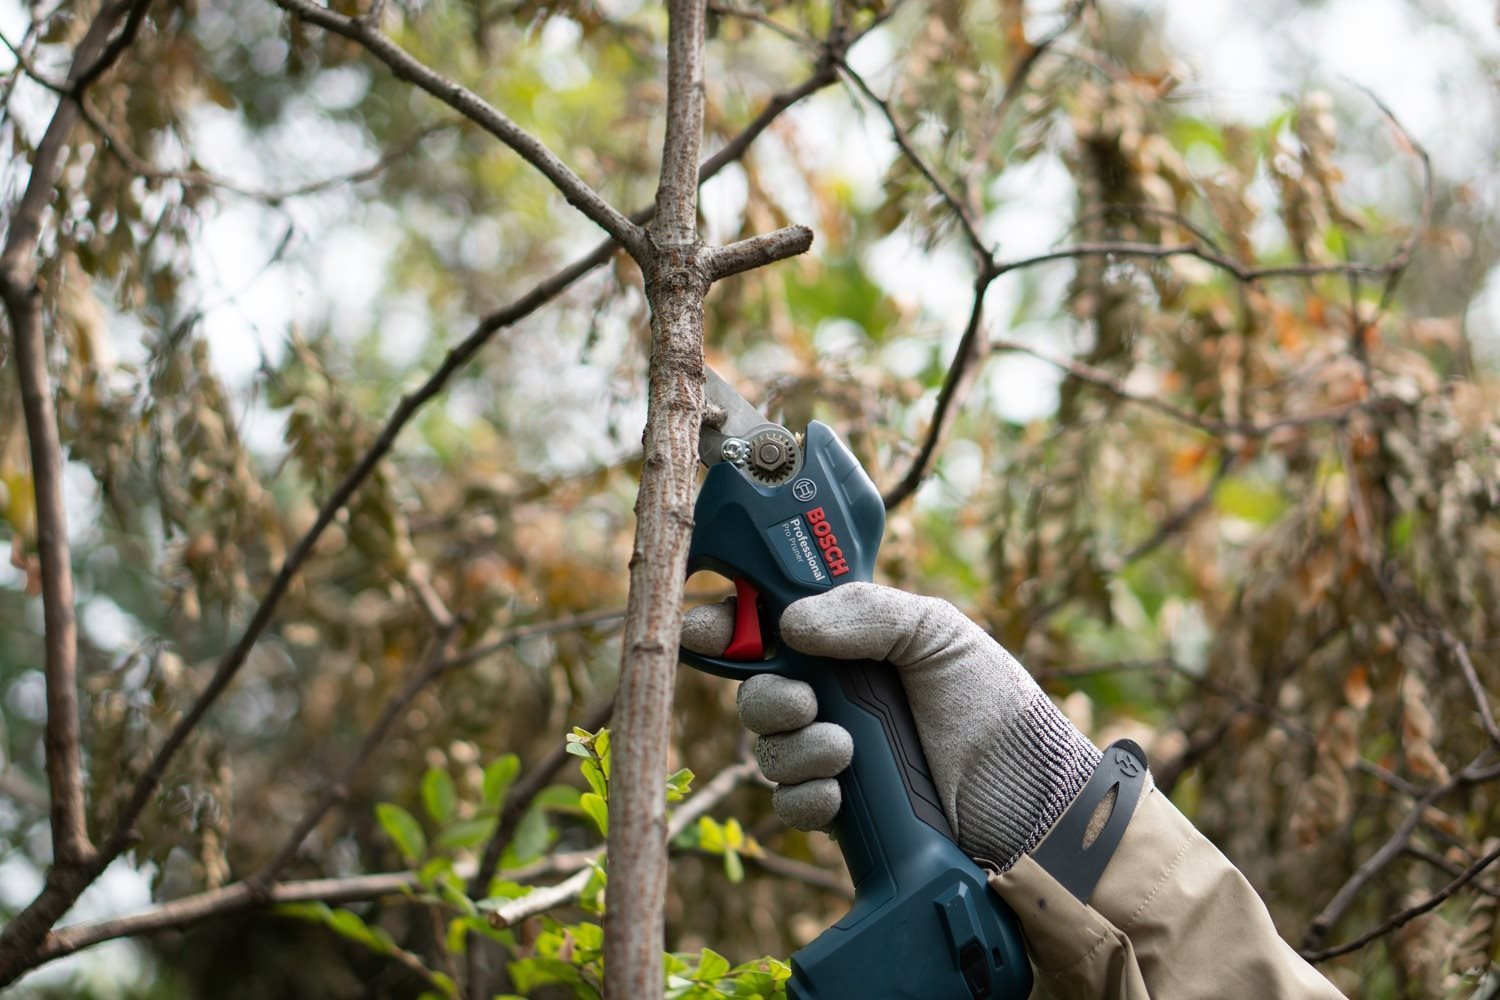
[745,427,800,484]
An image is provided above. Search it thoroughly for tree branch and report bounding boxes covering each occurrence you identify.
[836,57,991,265]
[1301,842,1500,963]
[706,225,814,281]
[881,272,994,509]
[0,16,853,988]
[269,0,648,258]
[37,872,418,965]
[0,0,151,893]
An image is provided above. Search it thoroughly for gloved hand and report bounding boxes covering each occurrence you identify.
[681,582,1101,872]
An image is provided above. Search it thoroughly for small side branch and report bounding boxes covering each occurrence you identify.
[706,226,814,281]
[270,0,648,258]
[1301,842,1500,963]
[881,273,994,509]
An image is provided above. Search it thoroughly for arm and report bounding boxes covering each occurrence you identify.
[684,582,1345,1000]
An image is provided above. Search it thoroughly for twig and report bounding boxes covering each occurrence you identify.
[1302,842,1500,963]
[836,58,990,265]
[36,872,418,964]
[742,850,852,900]
[989,239,1414,283]
[270,0,648,258]
[1443,633,1500,752]
[1404,845,1500,901]
[881,273,995,508]
[707,225,815,280]
[1301,751,1494,951]
[707,1,816,50]
[77,97,458,204]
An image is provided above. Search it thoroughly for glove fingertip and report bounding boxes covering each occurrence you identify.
[737,674,817,734]
[681,599,736,656]
[772,779,841,831]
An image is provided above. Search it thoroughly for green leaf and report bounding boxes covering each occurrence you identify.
[422,767,457,825]
[436,816,496,851]
[722,817,745,851]
[483,754,521,808]
[506,805,551,864]
[534,784,582,809]
[723,849,744,884]
[666,767,694,802]
[437,874,478,916]
[696,947,730,981]
[565,742,594,758]
[376,802,428,861]
[570,921,603,950]
[446,917,469,956]
[580,791,608,836]
[697,815,725,853]
[580,758,607,800]
[595,728,611,778]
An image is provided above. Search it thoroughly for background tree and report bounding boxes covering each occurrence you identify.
[0,0,1497,997]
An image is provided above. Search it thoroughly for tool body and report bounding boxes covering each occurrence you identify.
[681,372,1033,999]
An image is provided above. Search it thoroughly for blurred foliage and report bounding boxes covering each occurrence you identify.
[1,0,1498,997]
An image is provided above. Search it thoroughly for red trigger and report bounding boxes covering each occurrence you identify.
[723,578,765,660]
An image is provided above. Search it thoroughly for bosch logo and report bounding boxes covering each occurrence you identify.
[791,478,818,502]
[804,506,850,577]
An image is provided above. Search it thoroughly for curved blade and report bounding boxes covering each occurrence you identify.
[700,367,782,467]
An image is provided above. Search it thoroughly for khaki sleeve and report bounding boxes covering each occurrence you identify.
[987,783,1345,1000]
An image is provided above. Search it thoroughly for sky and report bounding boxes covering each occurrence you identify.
[0,0,1498,991]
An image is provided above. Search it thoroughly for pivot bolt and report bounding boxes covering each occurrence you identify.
[753,439,785,470]
[720,438,750,464]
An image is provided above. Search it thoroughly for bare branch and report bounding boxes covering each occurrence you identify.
[1405,845,1500,901]
[0,0,153,890]
[706,225,814,281]
[992,240,1399,282]
[881,273,994,508]
[1301,751,1496,952]
[836,57,991,265]
[650,0,709,248]
[270,0,648,258]
[1302,842,1500,963]
[78,98,458,205]
[1443,633,1500,752]
[37,872,417,965]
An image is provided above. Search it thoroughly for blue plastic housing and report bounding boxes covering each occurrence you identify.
[681,421,1033,1000]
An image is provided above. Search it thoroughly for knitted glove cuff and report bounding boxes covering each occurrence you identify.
[953,692,1102,873]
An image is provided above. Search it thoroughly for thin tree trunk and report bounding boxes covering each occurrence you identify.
[602,0,710,993]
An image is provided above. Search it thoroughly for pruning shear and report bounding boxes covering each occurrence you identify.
[679,368,1033,999]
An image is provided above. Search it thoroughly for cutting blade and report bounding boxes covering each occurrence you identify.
[700,367,802,485]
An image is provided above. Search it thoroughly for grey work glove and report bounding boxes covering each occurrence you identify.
[681,581,1101,873]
